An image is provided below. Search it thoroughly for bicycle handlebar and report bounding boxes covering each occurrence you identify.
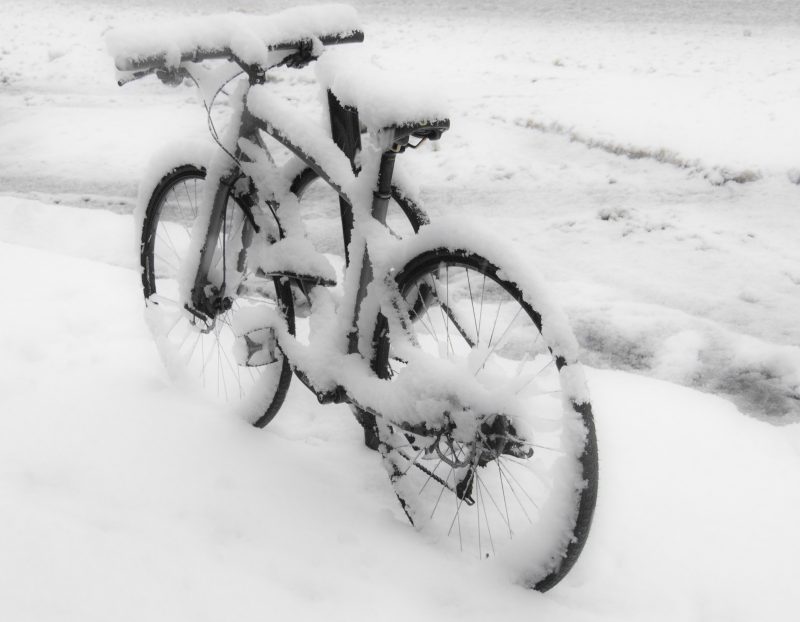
[114,30,364,74]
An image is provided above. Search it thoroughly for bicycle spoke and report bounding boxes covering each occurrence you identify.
[216,339,224,399]
[427,273,455,358]
[218,338,244,399]
[497,463,535,525]
[445,264,450,359]
[200,331,206,388]
[200,330,219,376]
[477,273,486,342]
[497,460,513,537]
[476,470,512,537]
[183,326,204,366]
[172,184,191,227]
[192,178,199,217]
[466,268,478,342]
[502,456,554,489]
[419,284,444,351]
[447,466,475,547]
[430,463,455,521]
[475,469,483,559]
[476,472,496,558]
[440,302,476,348]
[413,307,442,347]
[156,225,184,266]
[513,358,556,395]
[474,304,524,375]
[498,460,539,511]
[400,447,427,477]
[485,299,504,357]
[418,457,443,495]
[153,251,181,277]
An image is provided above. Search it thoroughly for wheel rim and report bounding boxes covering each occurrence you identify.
[377,251,594,587]
[142,168,292,425]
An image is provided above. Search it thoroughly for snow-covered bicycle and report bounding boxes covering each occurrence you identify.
[109,4,598,591]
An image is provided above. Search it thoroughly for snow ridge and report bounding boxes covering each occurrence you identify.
[518,117,762,185]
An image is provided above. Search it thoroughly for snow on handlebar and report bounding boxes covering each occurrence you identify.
[107,4,363,84]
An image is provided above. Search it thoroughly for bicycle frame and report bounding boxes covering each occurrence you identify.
[189,64,411,404]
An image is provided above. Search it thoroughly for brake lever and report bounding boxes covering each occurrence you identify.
[155,67,190,86]
[277,37,321,69]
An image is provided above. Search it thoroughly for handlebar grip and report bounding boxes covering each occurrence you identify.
[114,48,231,72]
[268,30,364,51]
[321,30,364,45]
[116,67,155,86]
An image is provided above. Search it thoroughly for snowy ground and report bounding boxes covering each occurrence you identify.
[1,1,800,620]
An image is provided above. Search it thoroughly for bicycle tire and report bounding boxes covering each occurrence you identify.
[371,247,598,591]
[140,162,295,428]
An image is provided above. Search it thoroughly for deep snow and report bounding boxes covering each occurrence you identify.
[1,1,800,619]
[1,223,799,620]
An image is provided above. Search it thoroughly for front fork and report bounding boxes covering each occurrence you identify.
[188,107,264,321]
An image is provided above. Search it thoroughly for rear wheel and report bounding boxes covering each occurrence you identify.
[372,248,598,591]
[140,164,294,427]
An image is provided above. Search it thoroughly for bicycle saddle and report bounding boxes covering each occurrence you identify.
[316,52,450,140]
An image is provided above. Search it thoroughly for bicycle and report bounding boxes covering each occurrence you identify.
[109,4,598,592]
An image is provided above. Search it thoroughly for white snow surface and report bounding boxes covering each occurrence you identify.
[1,223,799,620]
[2,0,800,619]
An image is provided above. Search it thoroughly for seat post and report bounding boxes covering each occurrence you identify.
[371,148,397,225]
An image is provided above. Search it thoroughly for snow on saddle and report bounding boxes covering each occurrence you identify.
[315,50,450,139]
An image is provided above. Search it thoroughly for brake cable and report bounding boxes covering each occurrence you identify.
[184,69,242,168]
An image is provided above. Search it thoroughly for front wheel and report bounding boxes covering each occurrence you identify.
[372,247,598,591]
[139,160,294,427]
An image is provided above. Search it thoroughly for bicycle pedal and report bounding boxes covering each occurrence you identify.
[315,386,347,404]
[233,328,279,367]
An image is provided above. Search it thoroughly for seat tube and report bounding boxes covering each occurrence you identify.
[347,148,398,354]
[327,90,362,265]
[371,148,397,226]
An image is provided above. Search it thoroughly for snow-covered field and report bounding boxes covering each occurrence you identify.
[1,1,799,619]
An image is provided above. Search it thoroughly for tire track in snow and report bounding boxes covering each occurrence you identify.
[516,117,763,185]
